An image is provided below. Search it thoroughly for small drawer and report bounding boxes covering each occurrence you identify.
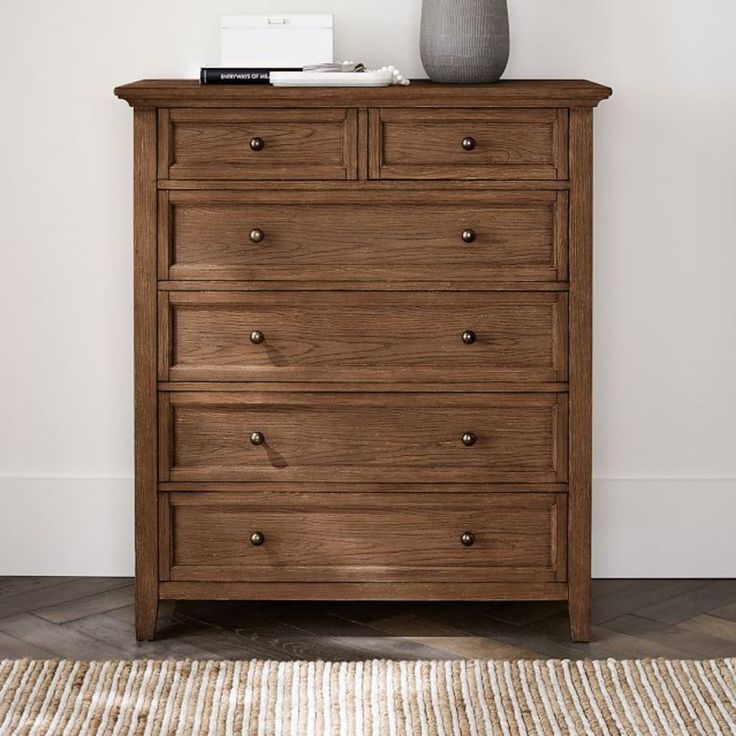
[162,491,568,583]
[160,109,357,180]
[371,108,568,180]
[159,392,568,484]
[160,291,568,383]
[160,190,568,283]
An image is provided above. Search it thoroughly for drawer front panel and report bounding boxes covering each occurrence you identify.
[162,191,567,283]
[372,108,568,180]
[162,291,568,383]
[163,492,568,583]
[160,392,568,483]
[161,109,357,180]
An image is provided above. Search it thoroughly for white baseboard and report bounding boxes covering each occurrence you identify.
[0,478,134,576]
[1,477,734,577]
[592,478,736,577]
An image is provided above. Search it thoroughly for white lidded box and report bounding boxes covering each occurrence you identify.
[221,14,334,68]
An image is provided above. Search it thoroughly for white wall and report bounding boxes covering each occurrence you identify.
[1,0,734,576]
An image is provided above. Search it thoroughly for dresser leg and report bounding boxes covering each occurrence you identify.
[135,594,159,641]
[569,598,591,642]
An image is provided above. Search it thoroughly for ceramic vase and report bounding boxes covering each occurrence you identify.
[420,0,510,83]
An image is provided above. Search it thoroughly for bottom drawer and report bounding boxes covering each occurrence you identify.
[162,492,567,583]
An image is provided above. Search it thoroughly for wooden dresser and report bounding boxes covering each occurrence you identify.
[115,79,611,641]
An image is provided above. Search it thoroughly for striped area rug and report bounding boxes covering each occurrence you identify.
[1,658,735,735]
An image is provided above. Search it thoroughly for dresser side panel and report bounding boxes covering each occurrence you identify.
[133,107,160,640]
[568,107,594,642]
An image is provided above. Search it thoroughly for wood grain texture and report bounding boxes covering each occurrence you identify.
[161,291,568,383]
[159,281,570,293]
[157,482,568,494]
[163,492,567,583]
[160,391,568,484]
[357,108,369,181]
[161,108,357,181]
[116,79,610,640]
[114,79,613,109]
[160,581,568,602]
[376,108,568,181]
[133,108,159,642]
[161,190,567,283]
[158,382,571,393]
[158,179,570,191]
[568,108,594,642]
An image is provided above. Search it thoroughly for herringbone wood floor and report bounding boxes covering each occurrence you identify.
[1,578,736,660]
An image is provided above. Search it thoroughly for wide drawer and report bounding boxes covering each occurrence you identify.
[159,392,568,483]
[160,109,357,180]
[160,190,568,283]
[161,291,568,383]
[371,108,568,180]
[162,492,568,583]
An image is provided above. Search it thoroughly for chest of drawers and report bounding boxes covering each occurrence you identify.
[115,79,611,642]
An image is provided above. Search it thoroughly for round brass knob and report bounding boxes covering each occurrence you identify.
[250,531,265,546]
[249,137,264,151]
[461,330,476,345]
[462,432,477,447]
[250,330,265,345]
[250,431,265,446]
[460,531,475,547]
[461,136,477,151]
[249,228,265,243]
[461,229,476,243]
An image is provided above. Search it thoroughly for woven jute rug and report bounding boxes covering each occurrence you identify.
[1,658,735,735]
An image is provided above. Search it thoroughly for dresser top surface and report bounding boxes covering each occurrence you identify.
[115,78,612,109]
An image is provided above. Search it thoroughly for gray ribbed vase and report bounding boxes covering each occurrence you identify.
[420,0,509,83]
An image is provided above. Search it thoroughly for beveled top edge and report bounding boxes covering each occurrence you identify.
[114,78,613,108]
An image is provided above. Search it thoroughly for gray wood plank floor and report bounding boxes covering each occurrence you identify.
[1,578,736,660]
